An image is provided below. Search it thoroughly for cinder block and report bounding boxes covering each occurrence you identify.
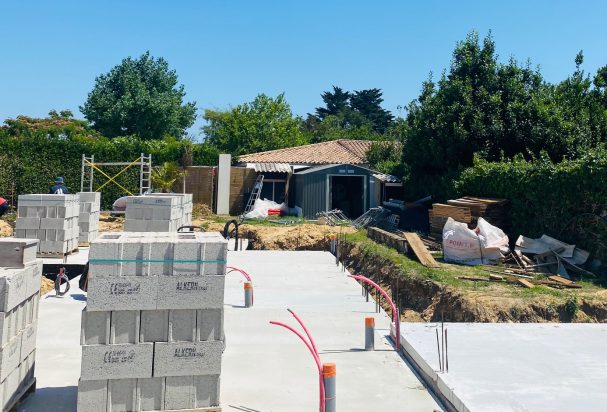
[123,219,150,232]
[80,203,93,214]
[80,343,154,380]
[148,241,173,276]
[0,238,38,267]
[195,374,221,408]
[169,310,196,342]
[0,267,27,312]
[15,218,41,230]
[20,348,36,387]
[107,378,137,412]
[153,341,223,377]
[0,334,22,381]
[120,239,149,277]
[110,311,139,344]
[202,240,228,275]
[14,230,26,239]
[86,276,158,311]
[88,241,122,277]
[24,260,43,299]
[140,310,168,342]
[77,379,107,412]
[164,376,194,410]
[40,218,70,230]
[20,322,37,363]
[124,208,143,220]
[78,192,101,204]
[198,309,224,341]
[3,361,21,409]
[157,275,225,310]
[81,309,110,345]
[172,242,202,276]
[138,377,165,411]
[14,301,25,335]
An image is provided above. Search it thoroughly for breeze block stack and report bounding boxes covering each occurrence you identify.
[78,192,101,245]
[124,195,192,232]
[151,194,193,227]
[77,231,227,412]
[0,238,42,410]
[15,194,80,255]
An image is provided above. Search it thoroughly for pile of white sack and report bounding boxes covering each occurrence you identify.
[442,217,509,265]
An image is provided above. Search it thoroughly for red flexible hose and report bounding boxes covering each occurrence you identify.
[349,274,400,351]
[270,321,326,412]
[287,308,319,357]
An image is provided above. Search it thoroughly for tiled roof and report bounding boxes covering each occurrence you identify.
[238,139,374,165]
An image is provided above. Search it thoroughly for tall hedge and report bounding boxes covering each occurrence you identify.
[456,150,607,260]
[0,133,218,209]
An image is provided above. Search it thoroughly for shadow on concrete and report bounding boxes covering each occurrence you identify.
[19,385,77,412]
[70,294,87,302]
[226,405,263,412]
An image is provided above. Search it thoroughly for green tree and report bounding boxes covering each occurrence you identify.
[315,86,350,120]
[350,88,394,133]
[202,93,308,155]
[80,51,196,139]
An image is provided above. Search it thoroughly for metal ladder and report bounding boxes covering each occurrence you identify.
[80,154,95,192]
[139,153,152,194]
[241,175,264,219]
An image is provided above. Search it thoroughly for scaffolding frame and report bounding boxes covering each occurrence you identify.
[80,153,152,195]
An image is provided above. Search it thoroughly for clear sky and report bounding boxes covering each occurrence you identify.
[1,0,606,136]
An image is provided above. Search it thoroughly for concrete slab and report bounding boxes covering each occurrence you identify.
[21,250,440,412]
[398,322,607,412]
[222,251,440,412]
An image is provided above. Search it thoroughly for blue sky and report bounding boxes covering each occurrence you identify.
[1,0,606,136]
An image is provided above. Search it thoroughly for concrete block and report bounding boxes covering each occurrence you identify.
[14,230,26,239]
[86,276,158,311]
[46,229,57,241]
[107,378,137,412]
[3,361,21,409]
[138,377,165,411]
[120,239,149,277]
[36,229,45,240]
[169,310,196,342]
[148,220,176,232]
[172,242,202,276]
[153,341,223,377]
[124,208,143,220]
[140,310,168,343]
[20,206,44,218]
[202,241,228,275]
[20,322,37,363]
[195,374,221,408]
[164,376,194,410]
[0,238,38,267]
[0,312,10,347]
[123,219,150,232]
[198,309,224,342]
[19,348,35,388]
[80,203,93,214]
[77,379,107,412]
[15,218,41,230]
[110,311,140,344]
[40,218,70,230]
[24,260,43,299]
[89,241,122,277]
[156,275,225,310]
[46,207,58,218]
[152,207,181,220]
[148,241,173,276]
[79,192,101,204]
[0,267,27,312]
[80,343,154,380]
[14,301,25,335]
[0,334,22,381]
[81,309,110,345]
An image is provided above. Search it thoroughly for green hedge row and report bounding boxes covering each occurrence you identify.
[455,150,607,261]
[0,134,218,209]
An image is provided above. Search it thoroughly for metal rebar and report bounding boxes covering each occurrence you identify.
[445,328,449,373]
[441,313,445,372]
[436,328,442,372]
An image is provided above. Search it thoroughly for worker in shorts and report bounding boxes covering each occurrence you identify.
[0,197,8,218]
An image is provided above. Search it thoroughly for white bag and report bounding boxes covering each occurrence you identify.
[442,217,509,265]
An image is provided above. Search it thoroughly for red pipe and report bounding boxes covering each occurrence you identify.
[349,274,400,351]
[227,266,254,305]
[288,308,319,357]
[270,321,326,412]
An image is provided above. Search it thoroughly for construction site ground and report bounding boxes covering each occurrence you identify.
[20,250,440,412]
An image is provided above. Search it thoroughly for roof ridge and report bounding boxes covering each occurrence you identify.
[336,139,372,161]
[239,140,343,159]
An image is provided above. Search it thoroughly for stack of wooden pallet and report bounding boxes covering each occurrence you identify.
[447,197,509,229]
[428,203,472,237]
[428,197,509,237]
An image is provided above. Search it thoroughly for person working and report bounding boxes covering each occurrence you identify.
[50,177,69,194]
[0,197,8,218]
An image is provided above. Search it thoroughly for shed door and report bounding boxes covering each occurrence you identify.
[329,175,365,218]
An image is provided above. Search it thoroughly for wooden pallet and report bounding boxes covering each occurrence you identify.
[4,378,35,412]
[78,241,90,248]
[36,248,79,259]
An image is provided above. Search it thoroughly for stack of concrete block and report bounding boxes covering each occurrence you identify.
[15,194,80,255]
[124,195,190,232]
[78,192,101,244]
[151,193,193,227]
[0,238,42,410]
[78,231,227,412]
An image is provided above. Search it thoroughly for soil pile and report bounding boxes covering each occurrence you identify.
[0,220,13,237]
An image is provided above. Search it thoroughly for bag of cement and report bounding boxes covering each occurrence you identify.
[244,198,288,219]
[442,217,509,265]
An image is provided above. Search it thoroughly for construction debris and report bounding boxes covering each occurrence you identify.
[429,196,509,237]
[352,207,392,229]
[403,232,440,268]
[317,209,351,226]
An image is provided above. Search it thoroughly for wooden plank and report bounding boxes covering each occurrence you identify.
[516,278,534,288]
[403,232,440,268]
[548,275,573,286]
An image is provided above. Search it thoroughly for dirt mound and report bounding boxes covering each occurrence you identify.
[0,220,13,237]
[98,214,124,232]
[40,277,55,296]
[242,224,356,250]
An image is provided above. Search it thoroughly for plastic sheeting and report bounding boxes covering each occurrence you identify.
[442,217,509,265]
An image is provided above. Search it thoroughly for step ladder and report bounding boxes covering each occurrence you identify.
[241,175,264,221]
